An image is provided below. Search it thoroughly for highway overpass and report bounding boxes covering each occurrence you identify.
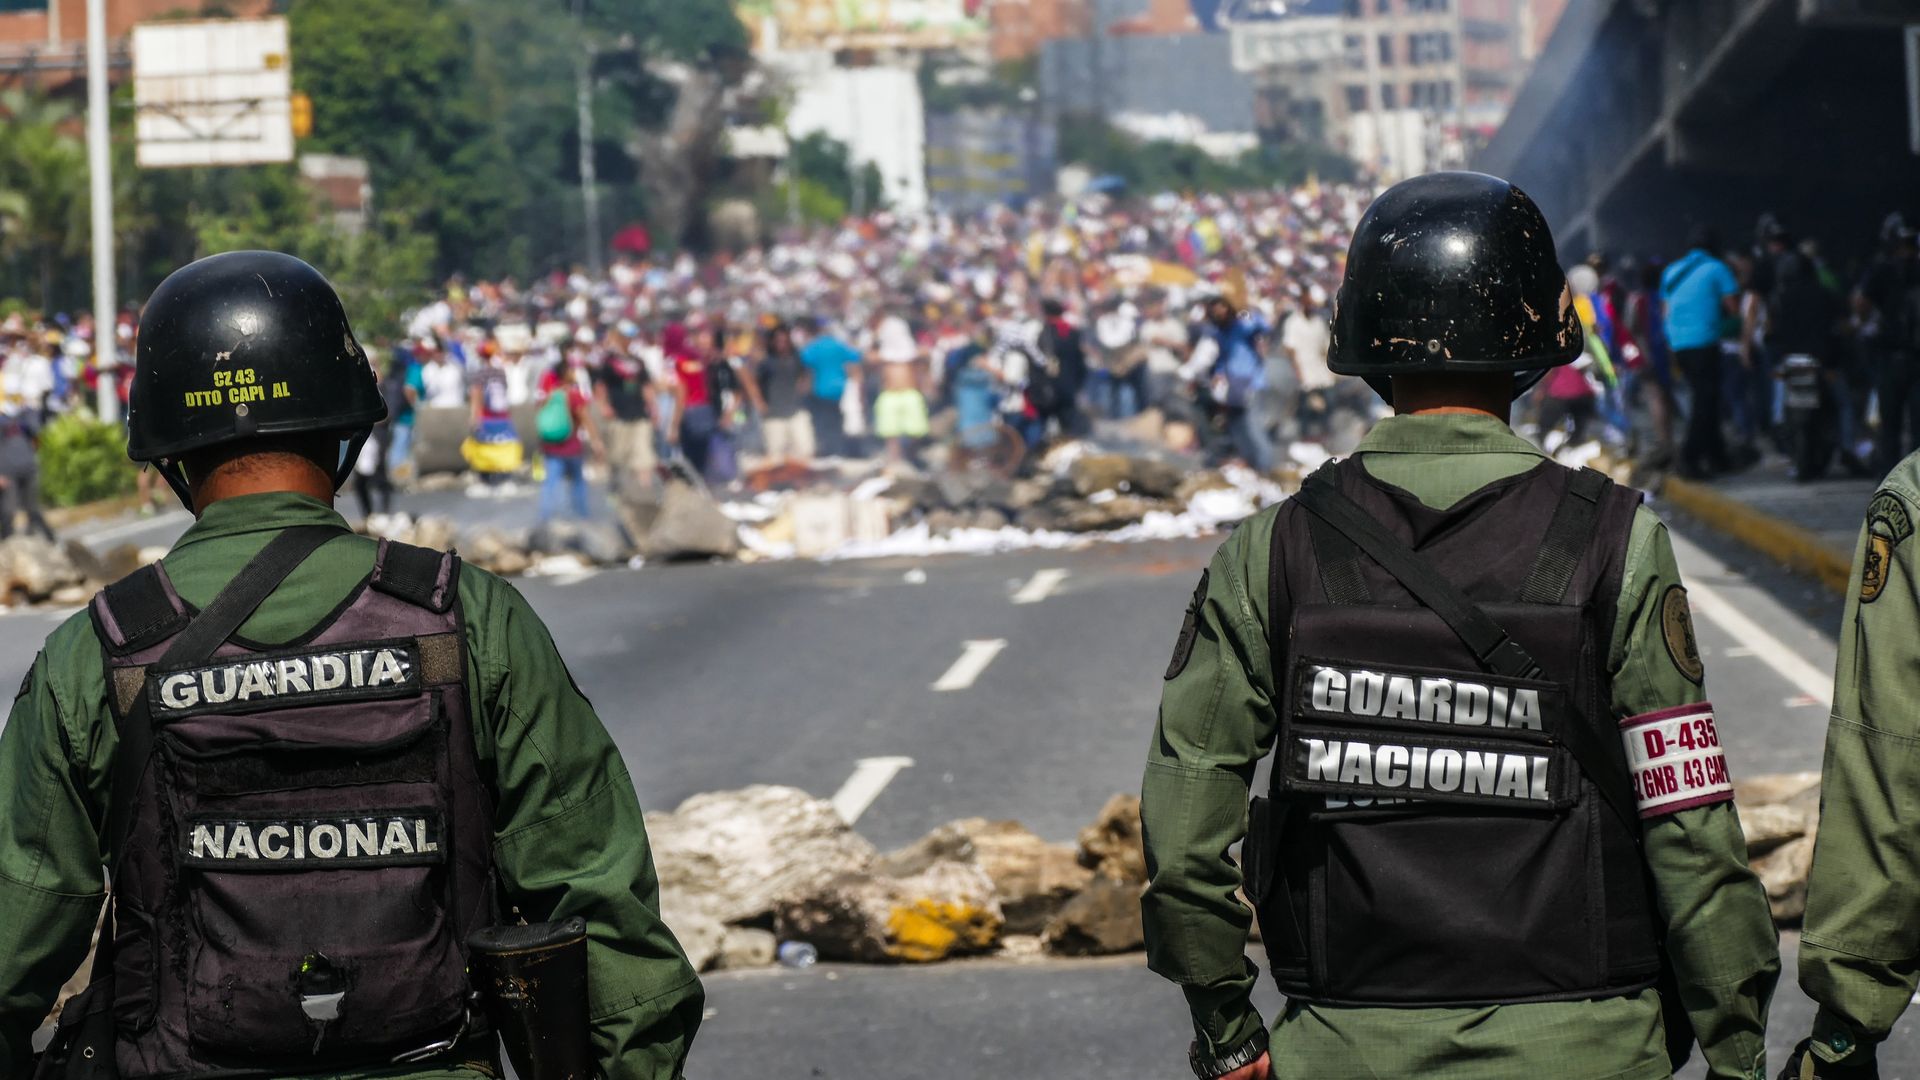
[1475,0,1920,265]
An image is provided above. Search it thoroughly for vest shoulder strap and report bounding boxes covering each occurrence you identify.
[94,564,189,654]
[371,539,460,614]
[1295,460,1371,604]
[1519,467,1612,605]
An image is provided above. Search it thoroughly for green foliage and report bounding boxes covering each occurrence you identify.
[0,91,88,310]
[189,167,436,338]
[790,133,885,216]
[38,414,137,508]
[287,0,520,276]
[0,0,757,311]
[1058,115,1358,195]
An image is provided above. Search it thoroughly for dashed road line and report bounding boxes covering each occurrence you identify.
[1012,568,1069,605]
[932,639,1008,692]
[830,756,915,824]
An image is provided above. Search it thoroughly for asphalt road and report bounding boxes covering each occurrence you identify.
[3,482,1906,1078]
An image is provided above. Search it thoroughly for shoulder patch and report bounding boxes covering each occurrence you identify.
[1660,586,1704,684]
[1165,569,1210,681]
[1862,491,1914,604]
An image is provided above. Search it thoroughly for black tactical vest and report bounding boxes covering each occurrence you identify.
[1248,456,1661,1007]
[88,540,495,1076]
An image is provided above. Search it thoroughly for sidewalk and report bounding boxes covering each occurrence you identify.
[1660,458,1874,595]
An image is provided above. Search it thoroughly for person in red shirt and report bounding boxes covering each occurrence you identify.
[537,353,603,524]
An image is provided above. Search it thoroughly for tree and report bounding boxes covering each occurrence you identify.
[583,0,751,251]
[189,166,436,337]
[0,90,88,310]
[789,132,884,220]
[287,0,516,276]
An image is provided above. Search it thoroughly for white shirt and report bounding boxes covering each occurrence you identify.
[1095,304,1140,351]
[420,359,467,408]
[875,316,917,364]
[1282,311,1335,392]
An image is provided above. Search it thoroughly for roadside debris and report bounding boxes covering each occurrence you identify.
[644,773,1822,974]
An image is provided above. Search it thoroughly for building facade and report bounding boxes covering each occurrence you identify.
[0,0,273,91]
[1226,0,1564,177]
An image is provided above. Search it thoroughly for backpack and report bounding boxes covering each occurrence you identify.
[1024,325,1066,415]
[537,387,575,443]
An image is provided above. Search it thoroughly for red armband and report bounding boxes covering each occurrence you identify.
[1619,703,1734,817]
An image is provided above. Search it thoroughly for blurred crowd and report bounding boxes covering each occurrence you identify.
[365,183,1382,525]
[3,182,1917,542]
[1539,211,1920,483]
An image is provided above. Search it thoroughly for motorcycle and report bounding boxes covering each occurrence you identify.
[1779,353,1837,481]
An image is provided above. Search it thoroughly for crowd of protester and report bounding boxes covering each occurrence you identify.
[364,184,1376,526]
[1,186,1917,539]
[1543,211,1920,482]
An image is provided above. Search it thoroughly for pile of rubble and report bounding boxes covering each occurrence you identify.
[355,444,1295,579]
[1737,771,1822,922]
[0,536,164,609]
[645,787,1149,971]
[650,771,1829,974]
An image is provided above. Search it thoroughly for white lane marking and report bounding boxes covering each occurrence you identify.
[1012,568,1070,605]
[1723,646,1757,659]
[931,639,1008,692]
[830,756,915,824]
[76,510,190,546]
[1687,579,1834,706]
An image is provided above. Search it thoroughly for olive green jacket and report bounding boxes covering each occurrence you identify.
[1141,414,1779,1080]
[0,493,701,1078]
[1798,450,1920,1068]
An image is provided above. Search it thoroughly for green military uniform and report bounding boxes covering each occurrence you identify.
[1796,451,1920,1070]
[1141,413,1780,1080]
[0,493,702,1077]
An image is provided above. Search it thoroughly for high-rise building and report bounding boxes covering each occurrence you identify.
[990,0,1093,62]
[1228,0,1564,177]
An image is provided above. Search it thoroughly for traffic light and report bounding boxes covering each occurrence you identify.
[291,92,313,139]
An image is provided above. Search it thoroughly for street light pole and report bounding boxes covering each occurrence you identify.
[86,0,118,422]
[573,0,602,277]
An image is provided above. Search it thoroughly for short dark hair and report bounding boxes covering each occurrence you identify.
[182,432,341,486]
[1685,224,1720,253]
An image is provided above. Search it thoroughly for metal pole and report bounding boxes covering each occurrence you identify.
[573,0,601,276]
[86,0,117,422]
[1906,24,1920,157]
[49,0,61,46]
[576,49,602,276]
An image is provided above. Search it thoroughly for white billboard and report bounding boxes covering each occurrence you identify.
[134,17,294,169]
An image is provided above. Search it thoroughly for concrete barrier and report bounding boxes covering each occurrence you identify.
[410,404,542,475]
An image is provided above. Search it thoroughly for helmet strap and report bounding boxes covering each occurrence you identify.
[156,460,197,513]
[333,430,373,493]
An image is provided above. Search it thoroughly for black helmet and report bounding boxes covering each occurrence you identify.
[1329,171,1581,400]
[129,250,386,508]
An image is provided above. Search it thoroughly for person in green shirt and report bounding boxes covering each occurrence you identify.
[1141,173,1779,1080]
[0,252,700,1077]
[1781,455,1920,1080]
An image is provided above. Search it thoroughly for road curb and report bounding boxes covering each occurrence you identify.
[1661,476,1853,596]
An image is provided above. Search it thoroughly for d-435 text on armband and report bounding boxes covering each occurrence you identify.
[1620,703,1734,817]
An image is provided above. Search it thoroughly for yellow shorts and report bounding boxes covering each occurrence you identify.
[873,389,931,439]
